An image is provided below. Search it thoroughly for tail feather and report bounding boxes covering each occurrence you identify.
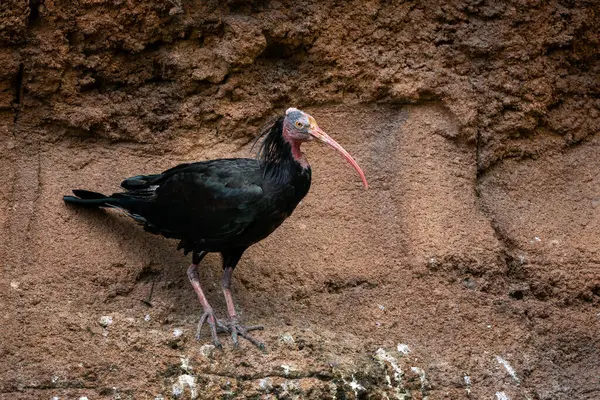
[72,189,108,200]
[64,189,116,208]
[120,174,162,190]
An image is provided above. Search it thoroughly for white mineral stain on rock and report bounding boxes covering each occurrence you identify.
[496,391,510,400]
[199,344,215,358]
[530,236,542,244]
[281,364,294,376]
[280,333,295,346]
[173,374,197,399]
[464,375,471,394]
[258,377,273,391]
[375,348,409,399]
[180,356,191,372]
[280,380,299,395]
[397,343,410,355]
[172,384,183,398]
[98,315,113,327]
[496,355,520,384]
[349,374,365,397]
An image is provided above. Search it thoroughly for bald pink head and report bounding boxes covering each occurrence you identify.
[282,108,368,189]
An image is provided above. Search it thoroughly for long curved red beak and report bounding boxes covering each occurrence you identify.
[309,126,369,189]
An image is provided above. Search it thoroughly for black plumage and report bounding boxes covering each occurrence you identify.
[65,117,310,255]
[64,108,367,349]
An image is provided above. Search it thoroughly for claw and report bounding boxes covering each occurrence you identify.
[195,311,264,349]
[238,328,265,350]
[218,318,265,349]
[215,319,229,334]
[231,327,239,347]
[244,325,264,332]
[195,309,223,349]
[195,312,208,340]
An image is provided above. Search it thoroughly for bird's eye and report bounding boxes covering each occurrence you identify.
[295,121,304,129]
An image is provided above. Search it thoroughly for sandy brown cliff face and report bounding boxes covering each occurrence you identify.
[1,1,599,399]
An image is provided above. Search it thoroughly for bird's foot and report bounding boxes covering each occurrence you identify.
[195,309,223,350]
[216,317,265,350]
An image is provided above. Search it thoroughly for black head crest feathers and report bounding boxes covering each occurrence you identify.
[257,116,289,165]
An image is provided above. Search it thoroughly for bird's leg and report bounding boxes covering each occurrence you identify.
[222,267,239,321]
[186,251,222,349]
[218,250,264,349]
[221,267,264,349]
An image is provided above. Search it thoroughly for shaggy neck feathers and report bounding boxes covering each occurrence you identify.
[258,117,310,184]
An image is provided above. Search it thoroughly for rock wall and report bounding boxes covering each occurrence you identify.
[1,1,598,399]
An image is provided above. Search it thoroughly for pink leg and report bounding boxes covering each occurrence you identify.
[221,266,264,349]
[222,267,238,319]
[186,256,222,349]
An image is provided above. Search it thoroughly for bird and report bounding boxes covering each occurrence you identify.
[63,108,368,349]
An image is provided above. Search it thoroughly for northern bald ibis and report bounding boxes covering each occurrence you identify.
[64,108,368,349]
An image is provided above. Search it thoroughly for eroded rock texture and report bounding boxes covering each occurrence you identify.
[0,1,598,399]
